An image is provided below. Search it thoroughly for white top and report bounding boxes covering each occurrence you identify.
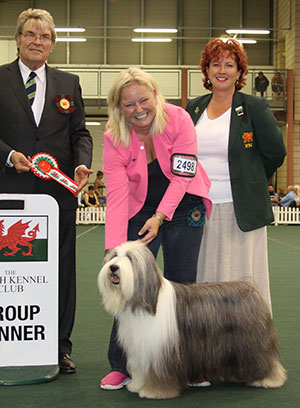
[196,108,233,203]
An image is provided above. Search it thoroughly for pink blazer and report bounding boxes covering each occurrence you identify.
[103,103,211,249]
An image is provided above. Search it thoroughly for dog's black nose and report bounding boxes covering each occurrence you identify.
[109,264,119,273]
[109,264,120,285]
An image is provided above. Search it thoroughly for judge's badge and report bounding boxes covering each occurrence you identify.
[235,106,244,116]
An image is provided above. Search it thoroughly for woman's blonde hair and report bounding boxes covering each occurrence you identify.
[106,67,168,148]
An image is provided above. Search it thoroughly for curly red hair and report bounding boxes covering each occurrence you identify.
[200,37,248,91]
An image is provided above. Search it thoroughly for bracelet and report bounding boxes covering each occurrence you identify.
[152,213,164,227]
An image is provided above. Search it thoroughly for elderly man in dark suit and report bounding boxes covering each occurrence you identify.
[0,8,93,373]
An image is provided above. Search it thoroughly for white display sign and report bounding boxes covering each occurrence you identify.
[0,194,58,367]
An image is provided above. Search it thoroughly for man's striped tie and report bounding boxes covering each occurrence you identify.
[25,71,37,105]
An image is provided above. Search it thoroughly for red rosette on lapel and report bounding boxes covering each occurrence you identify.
[55,94,75,114]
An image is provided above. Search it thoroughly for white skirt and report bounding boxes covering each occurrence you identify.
[197,202,272,311]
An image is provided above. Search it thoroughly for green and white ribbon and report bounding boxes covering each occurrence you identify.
[31,153,79,196]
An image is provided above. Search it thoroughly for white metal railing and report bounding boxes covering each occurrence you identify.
[76,206,106,225]
[272,206,300,226]
[76,206,299,226]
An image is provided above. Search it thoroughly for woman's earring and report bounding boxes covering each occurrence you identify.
[207,78,211,85]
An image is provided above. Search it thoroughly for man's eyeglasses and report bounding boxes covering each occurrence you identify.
[20,32,53,44]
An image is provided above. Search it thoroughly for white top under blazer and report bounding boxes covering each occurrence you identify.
[196,108,233,203]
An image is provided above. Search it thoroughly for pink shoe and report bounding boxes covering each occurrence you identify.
[100,371,130,390]
[188,379,211,387]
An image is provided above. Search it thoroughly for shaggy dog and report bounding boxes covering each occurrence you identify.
[98,240,287,399]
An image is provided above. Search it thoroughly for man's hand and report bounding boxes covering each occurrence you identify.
[74,165,93,192]
[11,152,31,173]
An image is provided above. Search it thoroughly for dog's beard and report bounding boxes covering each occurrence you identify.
[98,254,135,315]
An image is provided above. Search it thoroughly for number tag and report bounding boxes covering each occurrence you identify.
[171,154,197,177]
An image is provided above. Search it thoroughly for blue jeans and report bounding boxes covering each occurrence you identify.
[107,194,205,375]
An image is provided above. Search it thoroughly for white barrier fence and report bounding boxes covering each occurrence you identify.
[75,206,299,227]
[76,206,106,225]
[272,206,300,226]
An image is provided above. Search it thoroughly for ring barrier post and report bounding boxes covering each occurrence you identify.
[0,194,59,385]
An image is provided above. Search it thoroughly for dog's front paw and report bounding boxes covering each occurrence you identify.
[138,388,157,399]
[138,386,180,399]
[127,380,142,394]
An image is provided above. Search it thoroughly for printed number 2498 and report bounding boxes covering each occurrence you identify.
[175,158,196,173]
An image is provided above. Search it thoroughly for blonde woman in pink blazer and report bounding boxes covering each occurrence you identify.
[100,67,211,390]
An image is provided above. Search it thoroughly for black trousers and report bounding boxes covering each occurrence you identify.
[58,209,76,355]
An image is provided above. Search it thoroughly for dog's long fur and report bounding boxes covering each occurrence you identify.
[98,241,287,399]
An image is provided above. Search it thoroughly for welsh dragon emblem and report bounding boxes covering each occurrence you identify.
[0,220,39,257]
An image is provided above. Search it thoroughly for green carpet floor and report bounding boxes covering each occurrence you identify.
[1,224,299,407]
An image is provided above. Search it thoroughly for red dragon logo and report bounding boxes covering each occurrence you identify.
[0,220,39,257]
[242,132,254,143]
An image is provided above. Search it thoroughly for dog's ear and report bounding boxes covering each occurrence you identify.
[140,261,162,315]
[130,244,163,315]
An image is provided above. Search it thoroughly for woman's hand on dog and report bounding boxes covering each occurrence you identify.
[138,216,162,245]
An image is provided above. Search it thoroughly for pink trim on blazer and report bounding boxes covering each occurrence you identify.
[103,103,211,249]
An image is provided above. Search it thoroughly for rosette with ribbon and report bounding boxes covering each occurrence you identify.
[31,153,79,196]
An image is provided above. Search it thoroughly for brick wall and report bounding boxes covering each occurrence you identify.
[276,0,300,185]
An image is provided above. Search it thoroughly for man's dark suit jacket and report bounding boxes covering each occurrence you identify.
[186,91,286,231]
[0,58,93,210]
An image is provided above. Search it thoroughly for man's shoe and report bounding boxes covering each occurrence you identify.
[100,371,130,390]
[188,379,211,387]
[59,353,76,374]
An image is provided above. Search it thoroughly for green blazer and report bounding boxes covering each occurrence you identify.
[186,91,286,231]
